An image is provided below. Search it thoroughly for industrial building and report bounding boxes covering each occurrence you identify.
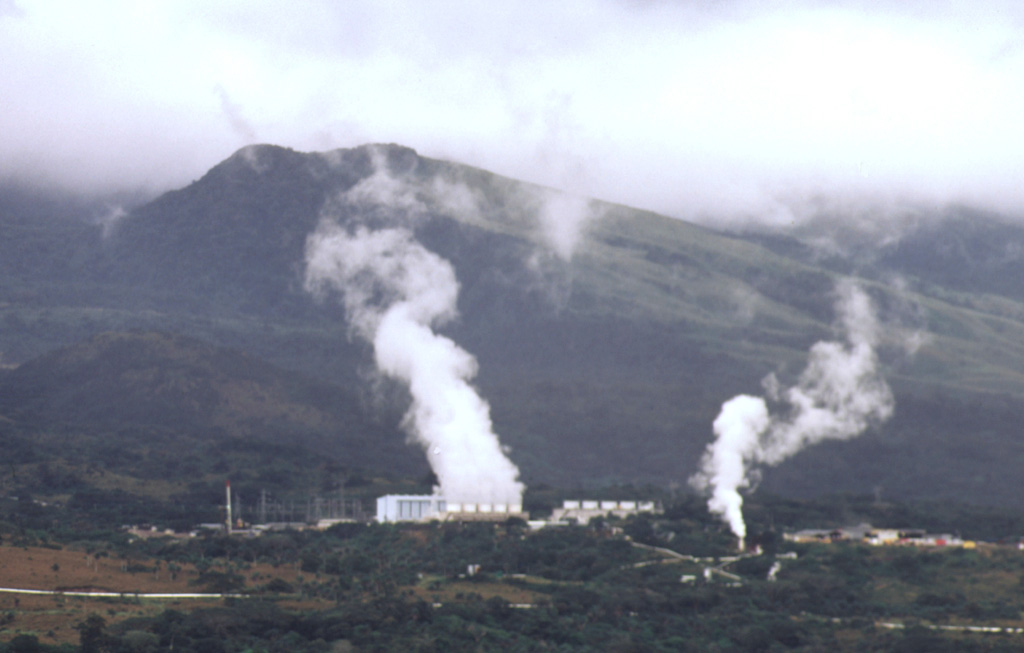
[784,524,973,548]
[550,499,660,525]
[376,495,445,523]
[373,495,660,525]
[375,494,526,523]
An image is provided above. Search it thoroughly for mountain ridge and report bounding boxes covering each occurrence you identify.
[3,143,1024,506]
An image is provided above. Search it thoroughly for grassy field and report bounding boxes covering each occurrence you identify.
[0,541,562,646]
[0,543,309,645]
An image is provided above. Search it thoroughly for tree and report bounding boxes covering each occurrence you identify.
[7,634,41,653]
[118,630,160,653]
[191,570,245,593]
[76,614,108,653]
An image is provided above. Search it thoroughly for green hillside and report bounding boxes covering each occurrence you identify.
[2,144,1024,506]
[0,331,425,508]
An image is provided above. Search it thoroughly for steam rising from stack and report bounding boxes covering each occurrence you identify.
[304,148,524,506]
[690,280,894,546]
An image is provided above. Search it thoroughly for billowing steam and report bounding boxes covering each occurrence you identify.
[690,280,894,543]
[699,394,770,544]
[535,191,597,261]
[304,151,524,506]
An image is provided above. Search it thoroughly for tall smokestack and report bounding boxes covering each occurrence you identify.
[225,480,232,535]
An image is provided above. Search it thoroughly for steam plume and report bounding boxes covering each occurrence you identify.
[94,204,128,239]
[701,394,769,543]
[690,280,894,542]
[304,153,524,505]
[535,191,597,261]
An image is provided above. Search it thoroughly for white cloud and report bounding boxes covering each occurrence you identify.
[3,0,1024,224]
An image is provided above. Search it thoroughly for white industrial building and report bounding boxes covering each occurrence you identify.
[375,495,526,523]
[376,495,447,523]
[550,500,659,525]
[784,525,972,548]
[375,495,658,525]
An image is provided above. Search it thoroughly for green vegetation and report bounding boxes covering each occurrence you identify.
[5,145,1024,509]
[0,331,427,517]
[8,142,1024,649]
[6,491,1024,651]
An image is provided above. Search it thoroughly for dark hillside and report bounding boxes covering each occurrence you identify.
[0,331,424,491]
[877,207,1024,300]
[3,145,1024,505]
[97,145,354,316]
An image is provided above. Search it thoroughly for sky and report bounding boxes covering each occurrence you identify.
[2,0,1024,226]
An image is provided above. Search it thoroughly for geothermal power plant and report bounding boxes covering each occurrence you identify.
[373,496,660,525]
[374,495,526,523]
[297,149,895,548]
[206,486,660,533]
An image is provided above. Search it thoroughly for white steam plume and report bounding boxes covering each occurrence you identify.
[535,191,598,261]
[701,395,769,543]
[94,204,128,239]
[304,171,524,505]
[690,280,894,542]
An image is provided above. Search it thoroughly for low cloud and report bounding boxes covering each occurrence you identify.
[2,2,1023,226]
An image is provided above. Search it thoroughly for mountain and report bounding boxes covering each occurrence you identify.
[3,144,1024,507]
[0,330,424,499]
[743,204,1024,304]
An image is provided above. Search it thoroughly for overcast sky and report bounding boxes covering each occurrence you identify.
[2,0,1023,225]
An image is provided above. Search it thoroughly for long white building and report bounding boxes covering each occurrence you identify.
[550,500,659,525]
[375,495,525,523]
